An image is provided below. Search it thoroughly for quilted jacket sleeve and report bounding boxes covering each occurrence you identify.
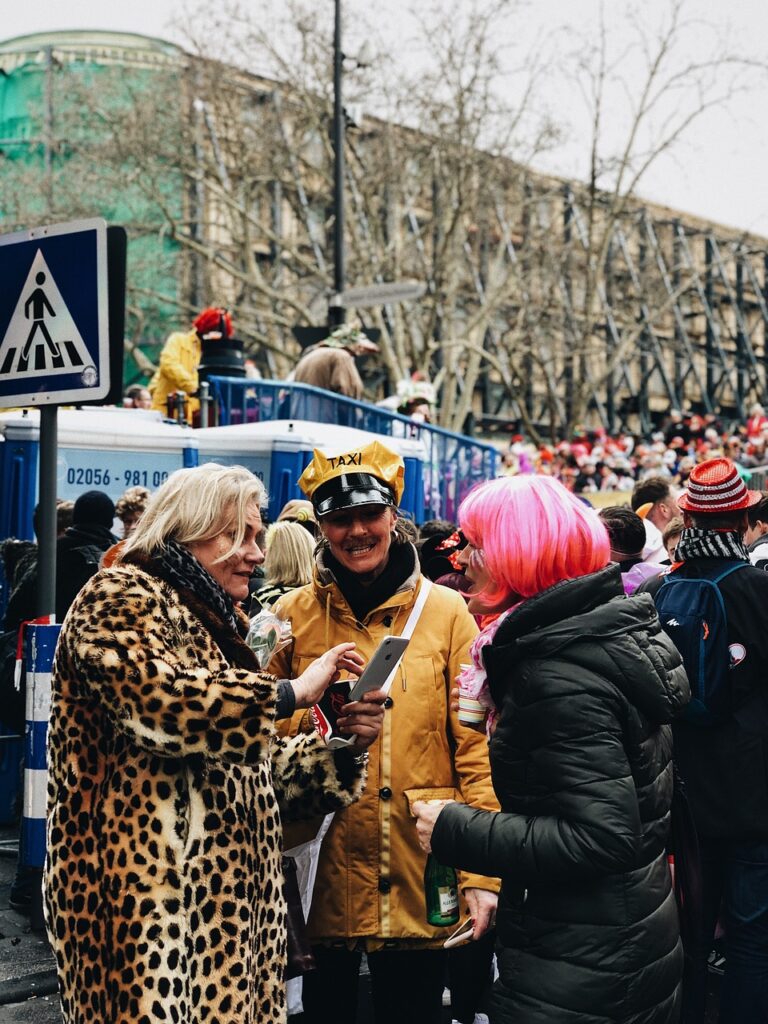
[61,571,276,765]
[270,733,367,823]
[443,596,501,895]
[432,685,643,883]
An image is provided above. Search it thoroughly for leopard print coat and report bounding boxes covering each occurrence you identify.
[44,559,367,1024]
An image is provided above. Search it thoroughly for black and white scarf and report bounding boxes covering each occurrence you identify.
[155,538,239,632]
[675,527,750,563]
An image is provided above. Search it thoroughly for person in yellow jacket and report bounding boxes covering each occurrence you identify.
[270,440,499,1024]
[149,306,232,420]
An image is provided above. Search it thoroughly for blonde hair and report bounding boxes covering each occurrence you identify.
[264,521,315,587]
[115,486,151,522]
[123,463,266,562]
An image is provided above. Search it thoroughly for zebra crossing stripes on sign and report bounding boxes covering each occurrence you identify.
[0,249,93,380]
[0,218,109,408]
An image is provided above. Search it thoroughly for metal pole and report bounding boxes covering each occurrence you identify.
[36,406,58,619]
[199,381,210,428]
[43,46,54,216]
[330,0,346,327]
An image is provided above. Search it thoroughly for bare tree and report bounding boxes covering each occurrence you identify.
[1,0,765,436]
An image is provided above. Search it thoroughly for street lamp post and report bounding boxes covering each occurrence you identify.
[330,0,346,328]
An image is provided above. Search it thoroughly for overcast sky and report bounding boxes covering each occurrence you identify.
[3,0,768,237]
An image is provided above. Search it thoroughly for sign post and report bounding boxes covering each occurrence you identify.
[0,218,125,618]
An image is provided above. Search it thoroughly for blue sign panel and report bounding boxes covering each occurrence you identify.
[0,219,109,407]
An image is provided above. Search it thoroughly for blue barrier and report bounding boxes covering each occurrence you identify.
[22,624,59,871]
[207,378,498,522]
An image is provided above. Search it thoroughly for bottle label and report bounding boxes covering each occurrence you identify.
[438,887,458,915]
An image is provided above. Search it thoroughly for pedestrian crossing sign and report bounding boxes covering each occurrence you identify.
[0,218,110,408]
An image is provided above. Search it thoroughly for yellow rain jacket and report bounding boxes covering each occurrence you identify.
[271,547,500,949]
[149,329,200,419]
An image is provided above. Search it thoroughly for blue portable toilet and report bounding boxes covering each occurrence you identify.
[195,419,426,523]
[0,407,200,543]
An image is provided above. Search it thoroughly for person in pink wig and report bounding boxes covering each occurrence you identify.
[412,475,690,1024]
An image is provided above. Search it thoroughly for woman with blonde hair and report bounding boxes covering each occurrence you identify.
[256,520,316,610]
[45,463,385,1024]
[413,474,690,1024]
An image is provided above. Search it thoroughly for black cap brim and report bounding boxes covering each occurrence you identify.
[313,473,395,517]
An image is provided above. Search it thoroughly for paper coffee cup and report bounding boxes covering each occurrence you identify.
[458,694,486,725]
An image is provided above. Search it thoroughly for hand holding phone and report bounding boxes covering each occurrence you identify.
[443,917,475,949]
[347,635,410,701]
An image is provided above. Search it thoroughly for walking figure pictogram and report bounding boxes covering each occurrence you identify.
[0,247,92,380]
[22,272,58,361]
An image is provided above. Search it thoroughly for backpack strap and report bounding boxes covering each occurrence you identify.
[662,560,750,588]
[710,562,750,585]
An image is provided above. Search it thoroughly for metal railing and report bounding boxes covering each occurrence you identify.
[206,377,498,522]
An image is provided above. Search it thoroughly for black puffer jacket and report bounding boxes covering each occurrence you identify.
[432,564,690,1024]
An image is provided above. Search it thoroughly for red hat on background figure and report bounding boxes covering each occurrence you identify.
[677,457,762,514]
[193,307,233,340]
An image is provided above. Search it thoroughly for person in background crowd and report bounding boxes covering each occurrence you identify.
[115,485,151,538]
[101,486,152,569]
[746,402,768,441]
[664,408,692,446]
[1,499,74,630]
[149,306,233,421]
[292,323,378,401]
[122,383,153,409]
[632,476,679,562]
[412,474,688,1024]
[270,441,499,1024]
[598,505,661,594]
[642,458,768,1023]
[745,492,768,570]
[254,520,315,611]
[45,463,385,1024]
[276,497,319,539]
[418,518,457,543]
[418,529,467,583]
[5,491,115,626]
[662,515,684,563]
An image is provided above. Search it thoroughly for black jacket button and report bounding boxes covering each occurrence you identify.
[383,697,394,709]
[379,787,392,800]
[383,616,393,627]
[378,878,391,893]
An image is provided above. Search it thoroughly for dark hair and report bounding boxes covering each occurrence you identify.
[747,493,768,528]
[688,510,747,530]
[599,506,646,557]
[418,519,456,542]
[631,477,671,511]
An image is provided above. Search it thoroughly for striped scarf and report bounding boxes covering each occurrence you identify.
[675,527,750,563]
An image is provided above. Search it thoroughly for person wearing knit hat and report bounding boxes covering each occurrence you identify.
[148,306,233,421]
[53,491,117,621]
[640,456,768,1021]
[292,322,378,404]
[269,440,499,1022]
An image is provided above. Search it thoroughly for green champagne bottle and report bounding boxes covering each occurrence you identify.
[424,852,459,926]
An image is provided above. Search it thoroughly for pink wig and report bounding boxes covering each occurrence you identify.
[458,475,610,607]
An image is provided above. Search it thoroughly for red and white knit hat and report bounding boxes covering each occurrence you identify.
[677,457,762,513]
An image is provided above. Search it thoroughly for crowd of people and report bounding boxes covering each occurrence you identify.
[0,429,758,1024]
[6,301,768,1023]
[499,405,768,494]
